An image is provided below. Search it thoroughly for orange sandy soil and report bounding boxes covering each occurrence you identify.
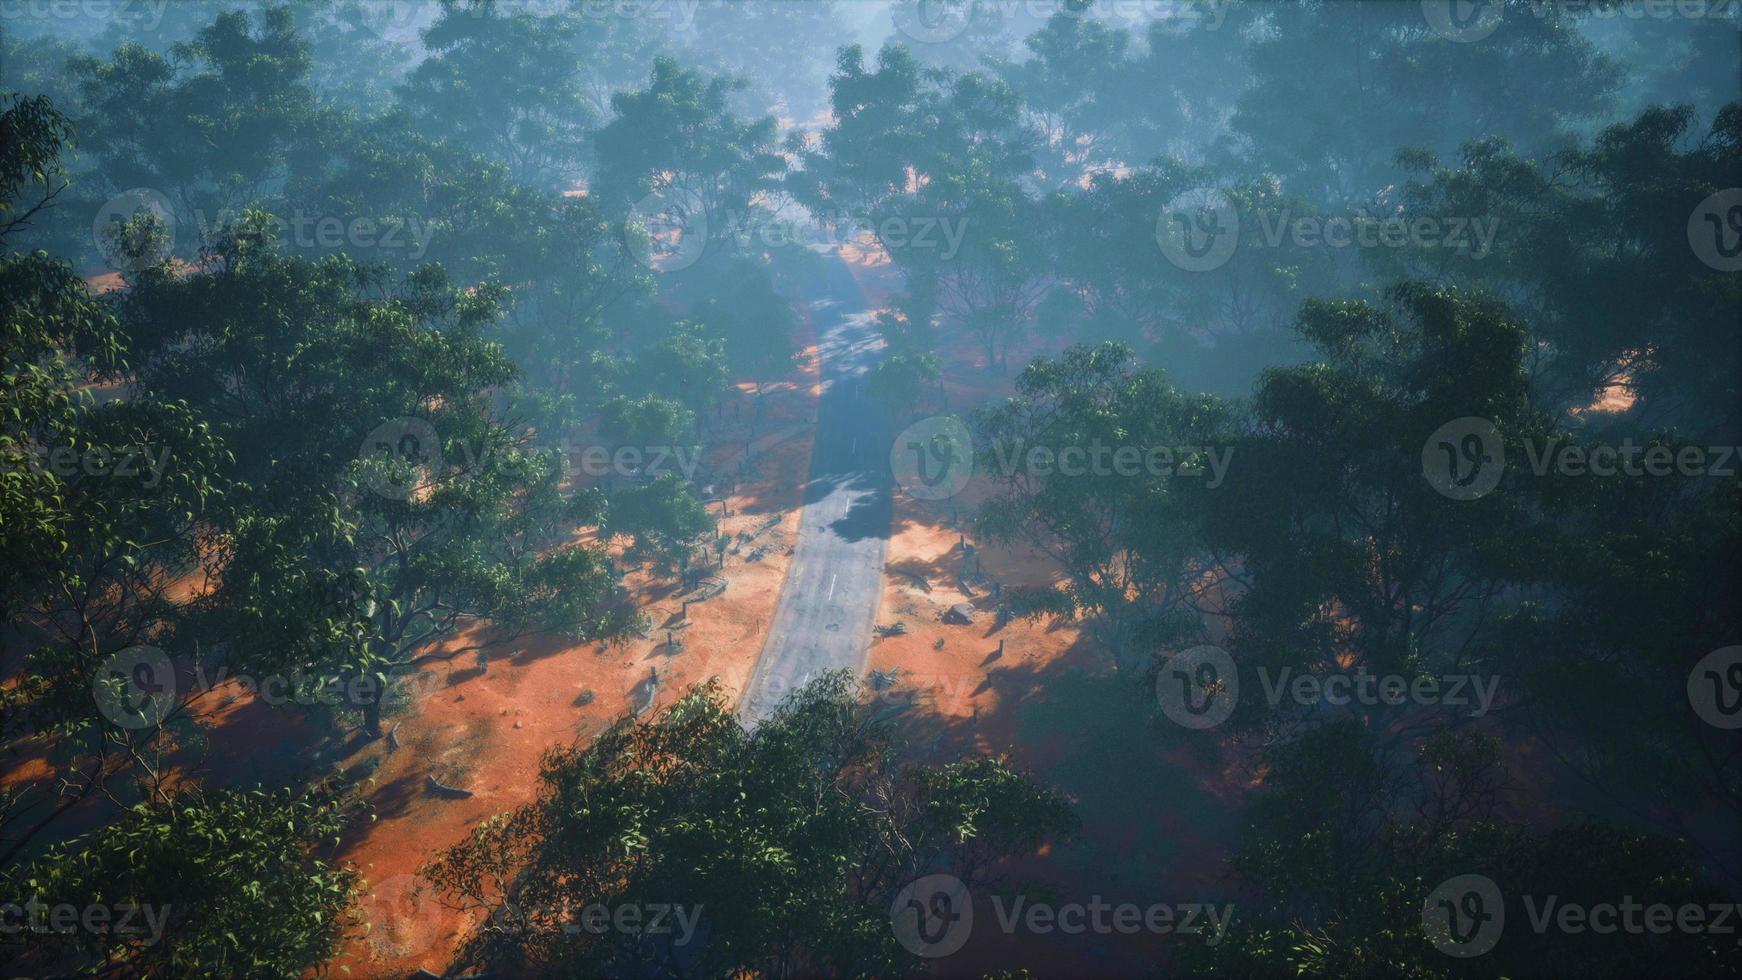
[322,330,823,975]
[7,271,821,977]
[844,256,1258,977]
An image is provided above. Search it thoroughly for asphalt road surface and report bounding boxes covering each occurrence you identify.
[739,253,892,726]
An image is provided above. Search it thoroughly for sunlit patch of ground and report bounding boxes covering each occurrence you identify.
[319,306,824,977]
[859,307,1251,976]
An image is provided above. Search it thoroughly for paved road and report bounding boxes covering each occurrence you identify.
[739,253,891,726]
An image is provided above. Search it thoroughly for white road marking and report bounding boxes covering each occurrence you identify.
[827,573,837,601]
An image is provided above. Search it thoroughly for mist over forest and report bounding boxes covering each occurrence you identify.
[2,1,1739,976]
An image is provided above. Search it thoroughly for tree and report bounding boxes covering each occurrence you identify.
[1198,284,1541,730]
[7,783,363,977]
[70,5,334,242]
[397,0,596,190]
[865,350,942,420]
[976,342,1232,667]
[425,673,1076,977]
[114,225,637,735]
[592,57,785,266]
[607,473,715,578]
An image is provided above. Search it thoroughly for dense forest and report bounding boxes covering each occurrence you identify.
[1,1,1738,976]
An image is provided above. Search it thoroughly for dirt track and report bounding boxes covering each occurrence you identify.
[738,251,890,725]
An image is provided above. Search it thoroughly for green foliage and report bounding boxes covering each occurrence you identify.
[976,342,1232,665]
[8,783,363,978]
[607,473,716,578]
[424,674,1076,977]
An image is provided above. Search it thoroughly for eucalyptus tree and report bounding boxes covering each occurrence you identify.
[794,44,1047,368]
[1231,0,1621,206]
[397,0,597,190]
[1380,102,1742,435]
[1198,284,1542,728]
[1198,722,1742,977]
[113,220,637,736]
[1,96,366,978]
[976,342,1233,668]
[69,5,335,242]
[426,673,1077,977]
[592,57,786,261]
